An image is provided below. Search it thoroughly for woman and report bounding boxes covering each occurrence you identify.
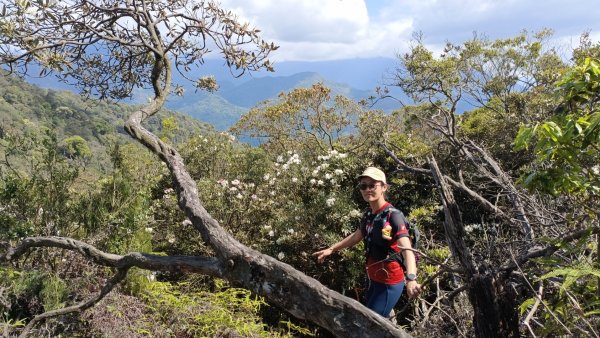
[313,167,421,318]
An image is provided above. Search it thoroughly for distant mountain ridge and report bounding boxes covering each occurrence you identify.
[24,57,404,130]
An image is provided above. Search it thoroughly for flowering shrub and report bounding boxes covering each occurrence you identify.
[177,139,372,293]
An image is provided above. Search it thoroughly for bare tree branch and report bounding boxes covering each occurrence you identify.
[2,236,225,276]
[379,142,509,218]
[501,226,600,271]
[17,268,129,338]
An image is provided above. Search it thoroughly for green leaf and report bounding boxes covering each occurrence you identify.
[514,124,535,150]
[519,297,537,315]
[541,122,562,142]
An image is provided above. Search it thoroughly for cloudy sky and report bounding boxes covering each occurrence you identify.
[219,0,600,62]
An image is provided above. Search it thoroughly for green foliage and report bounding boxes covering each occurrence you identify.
[160,116,179,142]
[39,274,68,311]
[137,280,297,337]
[0,268,68,316]
[231,82,369,155]
[62,135,92,159]
[515,57,600,196]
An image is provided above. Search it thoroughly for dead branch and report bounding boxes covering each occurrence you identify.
[17,268,129,338]
[379,142,509,219]
[521,285,542,338]
[2,236,225,277]
[501,226,600,271]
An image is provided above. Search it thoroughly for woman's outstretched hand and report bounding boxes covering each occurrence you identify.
[312,248,334,263]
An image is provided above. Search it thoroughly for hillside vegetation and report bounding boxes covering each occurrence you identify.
[0,1,598,337]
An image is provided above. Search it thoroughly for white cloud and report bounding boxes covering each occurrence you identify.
[218,0,600,61]
[219,0,410,61]
[221,0,369,42]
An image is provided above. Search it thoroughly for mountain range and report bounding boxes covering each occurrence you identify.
[25,57,405,130]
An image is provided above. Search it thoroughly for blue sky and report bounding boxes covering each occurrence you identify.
[219,0,600,62]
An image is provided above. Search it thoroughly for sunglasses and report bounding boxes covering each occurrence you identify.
[358,183,383,190]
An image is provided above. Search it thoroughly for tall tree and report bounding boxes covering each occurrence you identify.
[0,1,409,337]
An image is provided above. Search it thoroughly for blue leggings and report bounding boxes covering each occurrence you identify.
[365,280,405,317]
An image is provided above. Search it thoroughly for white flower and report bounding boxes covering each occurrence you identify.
[251,194,258,200]
[592,165,600,175]
[320,163,329,169]
[217,179,228,187]
[231,179,240,186]
[247,183,255,188]
[168,238,175,244]
[268,230,275,237]
[287,150,293,155]
[291,177,298,183]
[229,187,238,192]
[310,179,316,185]
[144,227,154,233]
[264,225,272,230]
[236,193,243,199]
[276,238,284,245]
[270,191,276,196]
[264,174,270,180]
[312,169,319,176]
[349,209,362,218]
[334,169,344,175]
[182,219,192,226]
[338,153,347,159]
[277,155,284,163]
[325,173,332,179]
[326,197,336,207]
[289,154,301,164]
[282,163,290,170]
[229,134,236,142]
[317,180,324,186]
[288,228,295,234]
[277,252,285,260]
[330,179,337,185]
[329,150,339,155]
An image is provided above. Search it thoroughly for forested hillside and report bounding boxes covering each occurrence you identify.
[0,1,599,338]
[0,73,212,172]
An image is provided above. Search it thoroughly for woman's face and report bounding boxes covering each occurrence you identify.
[359,177,387,203]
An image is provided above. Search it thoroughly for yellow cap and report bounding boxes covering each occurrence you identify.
[357,167,386,184]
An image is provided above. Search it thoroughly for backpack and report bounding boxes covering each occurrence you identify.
[386,207,421,270]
